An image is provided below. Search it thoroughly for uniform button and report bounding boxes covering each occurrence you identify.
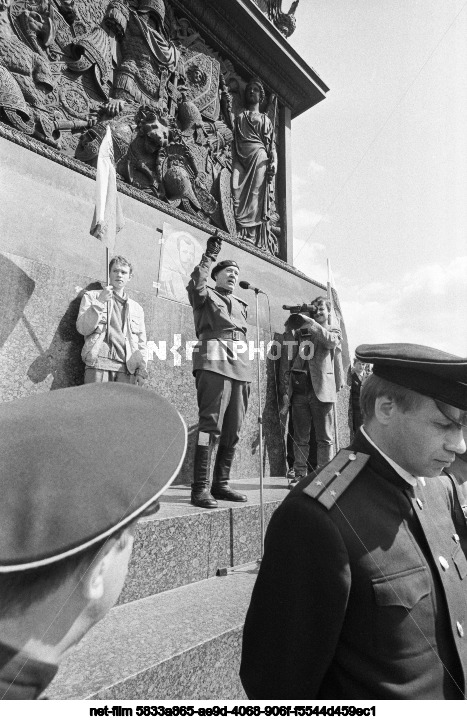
[457,621,464,638]
[453,534,460,543]
[416,498,423,510]
[348,453,357,461]
[439,556,449,570]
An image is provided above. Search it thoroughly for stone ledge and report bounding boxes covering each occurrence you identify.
[119,477,290,604]
[48,570,256,700]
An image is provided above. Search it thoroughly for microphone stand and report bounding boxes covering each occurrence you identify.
[254,288,265,559]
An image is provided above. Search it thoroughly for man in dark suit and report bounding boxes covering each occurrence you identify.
[350,357,365,433]
[187,236,252,508]
[241,343,467,700]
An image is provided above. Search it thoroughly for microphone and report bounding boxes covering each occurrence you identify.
[239,280,266,294]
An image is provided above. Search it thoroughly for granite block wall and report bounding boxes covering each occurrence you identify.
[0,135,351,480]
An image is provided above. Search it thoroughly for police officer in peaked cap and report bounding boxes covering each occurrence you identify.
[187,236,252,509]
[0,384,186,699]
[241,343,467,700]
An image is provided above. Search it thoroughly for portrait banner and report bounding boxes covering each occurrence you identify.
[157,223,204,305]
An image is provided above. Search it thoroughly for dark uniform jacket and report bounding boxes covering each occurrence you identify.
[187,254,252,382]
[350,370,363,430]
[240,430,467,700]
[0,641,57,699]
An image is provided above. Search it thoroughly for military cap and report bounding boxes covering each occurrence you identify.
[211,259,239,280]
[0,384,187,572]
[356,343,467,425]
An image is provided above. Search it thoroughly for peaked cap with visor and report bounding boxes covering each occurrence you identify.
[0,384,187,572]
[356,343,467,426]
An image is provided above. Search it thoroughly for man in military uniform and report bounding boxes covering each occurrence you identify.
[0,384,186,699]
[187,236,252,508]
[240,343,467,700]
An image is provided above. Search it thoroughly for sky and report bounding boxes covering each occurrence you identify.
[287,0,467,358]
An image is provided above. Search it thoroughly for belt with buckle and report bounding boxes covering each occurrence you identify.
[199,329,246,341]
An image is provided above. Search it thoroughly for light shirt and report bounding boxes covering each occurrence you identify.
[361,426,425,488]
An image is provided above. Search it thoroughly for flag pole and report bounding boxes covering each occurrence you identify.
[106,246,110,344]
[89,125,125,343]
[327,259,340,456]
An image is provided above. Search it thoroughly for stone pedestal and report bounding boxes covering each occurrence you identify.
[0,126,350,481]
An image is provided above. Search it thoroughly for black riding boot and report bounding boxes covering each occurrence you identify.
[211,446,248,502]
[191,444,218,509]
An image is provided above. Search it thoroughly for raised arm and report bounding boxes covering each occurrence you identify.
[186,236,222,310]
[76,291,108,337]
[303,317,341,349]
[186,254,213,310]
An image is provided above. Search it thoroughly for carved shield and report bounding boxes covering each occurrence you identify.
[219,167,236,236]
[183,50,220,121]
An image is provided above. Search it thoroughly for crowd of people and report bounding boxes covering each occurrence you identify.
[2,235,467,701]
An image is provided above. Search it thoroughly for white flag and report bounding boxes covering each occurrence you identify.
[326,258,340,328]
[90,125,124,255]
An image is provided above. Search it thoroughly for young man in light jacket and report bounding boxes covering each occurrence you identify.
[76,255,148,385]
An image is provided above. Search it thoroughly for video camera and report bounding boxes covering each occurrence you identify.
[282,303,318,317]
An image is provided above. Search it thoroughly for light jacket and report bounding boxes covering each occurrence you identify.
[76,289,147,374]
[279,321,341,403]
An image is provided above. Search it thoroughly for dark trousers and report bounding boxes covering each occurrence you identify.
[195,370,250,448]
[286,413,317,472]
[291,385,334,473]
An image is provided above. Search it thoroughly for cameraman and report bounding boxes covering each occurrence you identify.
[279,297,341,479]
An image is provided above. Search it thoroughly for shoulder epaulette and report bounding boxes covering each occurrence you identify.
[303,449,369,509]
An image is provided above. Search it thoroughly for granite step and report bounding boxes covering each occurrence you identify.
[48,567,258,700]
[119,476,289,604]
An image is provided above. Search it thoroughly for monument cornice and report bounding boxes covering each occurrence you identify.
[171,0,329,117]
[0,121,325,291]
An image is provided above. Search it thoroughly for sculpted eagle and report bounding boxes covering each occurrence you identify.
[266,0,300,37]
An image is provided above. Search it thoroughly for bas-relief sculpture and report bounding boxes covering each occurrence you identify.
[0,0,288,256]
[232,77,278,256]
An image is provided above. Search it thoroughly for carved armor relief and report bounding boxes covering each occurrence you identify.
[0,0,282,255]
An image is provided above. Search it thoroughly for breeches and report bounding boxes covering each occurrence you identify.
[195,370,250,448]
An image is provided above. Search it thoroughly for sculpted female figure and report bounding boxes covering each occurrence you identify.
[231,78,276,244]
